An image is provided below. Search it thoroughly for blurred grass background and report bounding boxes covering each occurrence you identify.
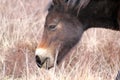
[0,0,120,80]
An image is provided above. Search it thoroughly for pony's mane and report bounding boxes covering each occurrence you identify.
[66,0,90,15]
[47,0,90,16]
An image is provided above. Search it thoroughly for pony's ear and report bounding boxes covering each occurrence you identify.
[48,4,54,11]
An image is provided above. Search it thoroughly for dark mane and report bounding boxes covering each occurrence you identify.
[48,0,90,15]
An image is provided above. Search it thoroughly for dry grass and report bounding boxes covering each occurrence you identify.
[0,0,120,80]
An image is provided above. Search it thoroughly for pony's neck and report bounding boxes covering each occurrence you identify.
[76,0,120,31]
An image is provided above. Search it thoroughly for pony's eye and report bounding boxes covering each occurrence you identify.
[48,25,56,30]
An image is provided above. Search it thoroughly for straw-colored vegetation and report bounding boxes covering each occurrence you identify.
[0,0,120,80]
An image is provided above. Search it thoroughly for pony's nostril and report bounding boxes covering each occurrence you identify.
[35,55,42,68]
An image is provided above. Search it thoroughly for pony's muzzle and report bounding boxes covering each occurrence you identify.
[35,48,54,69]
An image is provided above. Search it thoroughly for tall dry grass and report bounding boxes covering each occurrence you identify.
[0,0,120,80]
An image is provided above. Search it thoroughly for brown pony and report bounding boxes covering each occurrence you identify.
[35,0,120,69]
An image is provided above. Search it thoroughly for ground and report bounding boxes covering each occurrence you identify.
[0,0,120,80]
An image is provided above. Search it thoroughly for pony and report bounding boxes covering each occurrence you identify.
[35,0,120,69]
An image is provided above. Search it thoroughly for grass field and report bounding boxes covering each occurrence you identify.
[0,0,120,80]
